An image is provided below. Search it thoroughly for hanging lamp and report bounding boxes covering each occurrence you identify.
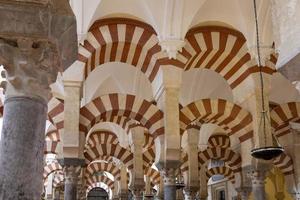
[250,0,284,160]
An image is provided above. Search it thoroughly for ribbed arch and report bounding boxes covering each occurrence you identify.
[86,131,119,148]
[79,93,164,138]
[78,18,183,82]
[208,134,230,148]
[206,166,235,184]
[180,99,253,141]
[270,102,300,137]
[273,152,294,176]
[198,147,241,173]
[84,143,134,169]
[47,97,64,135]
[86,161,121,181]
[144,167,161,185]
[181,26,275,89]
[43,162,62,179]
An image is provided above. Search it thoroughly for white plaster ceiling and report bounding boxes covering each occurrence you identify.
[83,62,153,104]
[180,69,233,106]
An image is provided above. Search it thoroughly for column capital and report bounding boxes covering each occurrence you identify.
[0,38,60,101]
[159,39,185,59]
[161,168,177,186]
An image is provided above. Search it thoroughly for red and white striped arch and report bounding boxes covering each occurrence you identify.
[206,166,235,184]
[86,175,115,190]
[86,131,119,148]
[198,147,242,173]
[45,123,60,142]
[79,93,164,138]
[43,162,62,179]
[78,18,184,82]
[208,134,231,148]
[270,102,300,137]
[53,171,64,188]
[181,26,275,90]
[180,99,253,142]
[86,182,113,195]
[143,147,155,168]
[86,162,121,181]
[273,152,294,176]
[48,97,64,135]
[84,143,134,169]
[144,167,161,185]
[44,141,59,155]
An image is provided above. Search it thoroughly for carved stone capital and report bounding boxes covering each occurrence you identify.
[0,38,60,101]
[63,165,81,184]
[161,168,176,186]
[183,188,198,200]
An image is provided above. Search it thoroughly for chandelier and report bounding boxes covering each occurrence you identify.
[250,0,284,160]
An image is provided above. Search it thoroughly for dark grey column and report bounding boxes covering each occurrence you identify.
[59,158,85,200]
[162,168,177,200]
[0,97,47,199]
[0,1,77,199]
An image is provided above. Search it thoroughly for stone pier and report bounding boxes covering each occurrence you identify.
[0,1,77,199]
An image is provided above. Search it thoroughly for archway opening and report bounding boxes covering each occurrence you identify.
[87,187,109,200]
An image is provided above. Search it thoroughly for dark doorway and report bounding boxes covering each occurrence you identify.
[87,187,109,200]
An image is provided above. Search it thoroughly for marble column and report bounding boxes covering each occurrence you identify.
[250,170,267,200]
[59,158,85,200]
[0,1,77,199]
[161,168,177,200]
[130,126,145,200]
[238,188,251,200]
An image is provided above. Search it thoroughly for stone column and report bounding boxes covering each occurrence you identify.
[155,66,183,200]
[144,176,154,200]
[250,170,267,200]
[59,158,85,200]
[119,165,129,200]
[199,167,208,200]
[45,173,54,199]
[156,177,164,200]
[54,189,60,200]
[0,1,77,199]
[237,188,251,200]
[130,125,145,200]
[183,127,199,200]
[161,168,177,200]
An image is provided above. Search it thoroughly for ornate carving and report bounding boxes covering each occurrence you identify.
[63,165,81,184]
[161,168,176,186]
[0,38,59,101]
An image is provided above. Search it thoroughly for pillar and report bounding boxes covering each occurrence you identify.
[119,165,129,200]
[250,170,267,200]
[130,125,145,200]
[0,1,76,199]
[144,176,154,200]
[54,189,60,200]
[45,173,54,199]
[199,167,208,200]
[290,122,300,198]
[59,158,85,200]
[183,127,199,200]
[155,66,183,200]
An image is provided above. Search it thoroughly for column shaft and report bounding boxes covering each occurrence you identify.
[0,97,47,199]
[251,171,266,200]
